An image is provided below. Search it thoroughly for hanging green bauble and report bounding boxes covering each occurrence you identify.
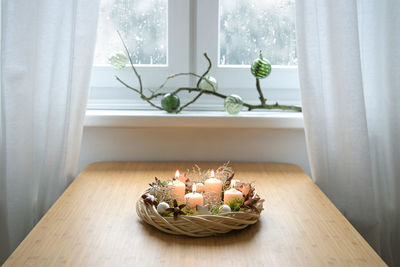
[251,51,271,79]
[224,94,243,115]
[108,51,128,70]
[198,76,218,92]
[161,93,180,113]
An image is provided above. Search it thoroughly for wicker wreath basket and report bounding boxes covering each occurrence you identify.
[136,188,261,237]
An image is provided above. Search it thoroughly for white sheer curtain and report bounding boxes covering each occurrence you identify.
[296,0,400,266]
[0,0,100,263]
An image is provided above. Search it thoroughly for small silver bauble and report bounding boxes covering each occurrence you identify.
[156,202,170,215]
[219,204,232,213]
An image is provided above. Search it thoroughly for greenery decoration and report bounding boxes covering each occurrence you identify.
[227,199,245,212]
[115,31,302,114]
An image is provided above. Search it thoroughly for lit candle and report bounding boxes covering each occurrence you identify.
[168,179,186,204]
[185,184,204,209]
[175,170,187,183]
[224,180,244,204]
[204,170,223,199]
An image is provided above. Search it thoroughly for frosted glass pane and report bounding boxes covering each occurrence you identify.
[94,0,167,65]
[219,0,296,65]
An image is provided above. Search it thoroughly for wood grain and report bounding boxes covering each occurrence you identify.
[3,162,386,267]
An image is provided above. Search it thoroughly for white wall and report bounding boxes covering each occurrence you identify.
[77,127,311,177]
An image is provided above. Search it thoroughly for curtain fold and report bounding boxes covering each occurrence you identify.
[296,0,400,266]
[0,0,100,263]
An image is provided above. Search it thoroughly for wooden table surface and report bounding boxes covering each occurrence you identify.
[4,162,385,267]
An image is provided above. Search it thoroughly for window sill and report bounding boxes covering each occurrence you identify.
[84,110,304,129]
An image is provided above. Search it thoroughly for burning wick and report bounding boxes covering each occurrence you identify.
[175,169,186,183]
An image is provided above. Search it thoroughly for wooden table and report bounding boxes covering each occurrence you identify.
[4,162,385,266]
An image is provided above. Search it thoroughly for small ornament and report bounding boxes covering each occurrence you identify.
[219,204,232,213]
[161,93,180,113]
[224,95,243,115]
[239,183,252,197]
[196,204,211,215]
[165,199,186,219]
[251,51,271,79]
[108,51,128,70]
[198,76,218,92]
[157,202,170,215]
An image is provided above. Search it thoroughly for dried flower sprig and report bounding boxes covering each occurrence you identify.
[184,164,209,184]
[203,191,220,206]
[149,177,172,203]
[216,162,234,180]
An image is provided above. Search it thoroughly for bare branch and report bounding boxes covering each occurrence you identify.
[115,50,302,113]
[117,31,143,93]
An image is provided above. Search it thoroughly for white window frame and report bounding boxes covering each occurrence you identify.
[87,0,301,111]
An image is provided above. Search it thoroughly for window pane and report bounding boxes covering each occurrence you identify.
[94,0,167,65]
[219,0,296,65]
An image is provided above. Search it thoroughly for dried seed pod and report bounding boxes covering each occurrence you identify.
[142,194,158,206]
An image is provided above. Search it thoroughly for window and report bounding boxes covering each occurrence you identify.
[219,0,296,66]
[88,0,300,111]
[94,0,168,65]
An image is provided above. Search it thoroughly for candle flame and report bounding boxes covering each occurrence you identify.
[192,183,197,193]
[175,169,180,178]
[210,169,215,178]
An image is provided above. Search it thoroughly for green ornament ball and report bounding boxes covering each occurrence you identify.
[108,51,128,70]
[224,94,243,115]
[251,51,271,79]
[161,93,180,113]
[198,76,218,92]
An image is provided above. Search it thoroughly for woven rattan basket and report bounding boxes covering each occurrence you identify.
[136,189,261,237]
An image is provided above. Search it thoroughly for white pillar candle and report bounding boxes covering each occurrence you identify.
[224,180,244,204]
[204,170,223,200]
[185,184,204,209]
[195,182,205,192]
[168,180,186,204]
[175,170,187,183]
